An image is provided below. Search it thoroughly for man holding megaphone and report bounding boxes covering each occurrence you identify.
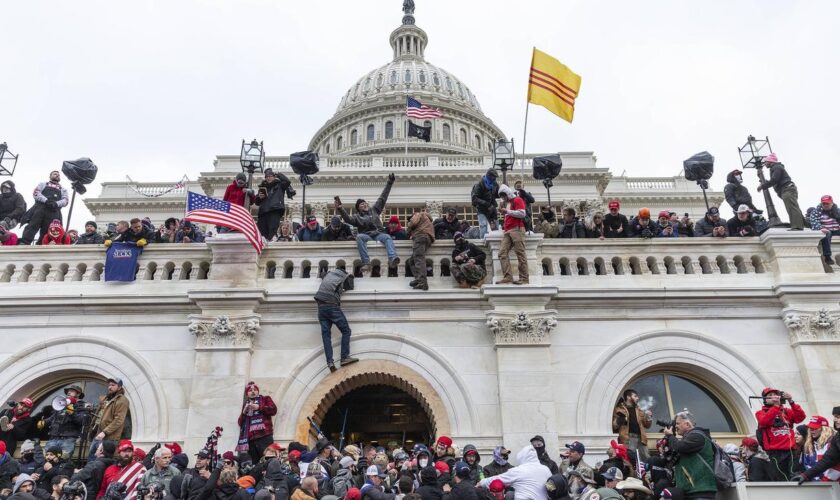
[43,385,87,457]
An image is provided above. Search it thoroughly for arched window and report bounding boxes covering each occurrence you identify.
[474,134,481,149]
[376,73,384,88]
[326,143,330,154]
[445,77,453,92]
[364,78,371,91]
[367,124,375,141]
[385,121,394,139]
[404,69,412,83]
[442,124,451,141]
[390,71,398,85]
[432,73,441,86]
[459,128,467,144]
[350,129,358,146]
[622,371,738,433]
[419,71,427,84]
[336,136,343,150]
[31,376,133,439]
[423,120,431,128]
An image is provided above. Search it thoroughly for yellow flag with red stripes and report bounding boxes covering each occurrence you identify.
[527,48,582,123]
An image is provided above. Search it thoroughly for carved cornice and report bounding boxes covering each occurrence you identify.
[486,311,557,346]
[188,314,260,351]
[783,308,840,345]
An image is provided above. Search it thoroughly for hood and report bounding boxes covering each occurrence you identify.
[265,458,292,482]
[1,180,16,194]
[420,465,438,485]
[462,444,480,463]
[47,220,66,239]
[13,474,34,494]
[546,473,569,500]
[726,170,742,184]
[516,445,540,465]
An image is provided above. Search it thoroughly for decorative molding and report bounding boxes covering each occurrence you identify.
[486,311,557,346]
[310,201,328,219]
[783,308,840,344]
[188,315,260,350]
[425,200,443,220]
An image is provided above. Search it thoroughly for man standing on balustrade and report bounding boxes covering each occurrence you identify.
[255,168,296,240]
[19,170,69,245]
[756,153,805,230]
[471,168,499,238]
[495,185,528,285]
[407,206,434,291]
[335,173,399,274]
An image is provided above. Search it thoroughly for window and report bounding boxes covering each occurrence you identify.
[419,71,427,84]
[445,77,453,92]
[385,121,394,139]
[364,78,371,91]
[442,124,451,141]
[423,120,431,128]
[336,136,343,149]
[404,69,412,83]
[459,128,467,144]
[432,73,441,86]
[351,129,358,146]
[31,376,133,439]
[376,73,383,87]
[474,135,481,149]
[326,143,330,154]
[390,71,398,84]
[367,124,375,141]
[623,372,738,433]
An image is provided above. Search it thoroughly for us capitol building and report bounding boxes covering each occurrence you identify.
[2,3,839,478]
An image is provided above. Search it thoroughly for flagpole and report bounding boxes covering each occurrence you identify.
[520,102,530,178]
[405,94,409,157]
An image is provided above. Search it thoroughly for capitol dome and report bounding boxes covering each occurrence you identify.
[309,7,506,157]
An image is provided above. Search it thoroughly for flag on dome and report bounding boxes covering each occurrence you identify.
[406,96,443,119]
[527,48,582,123]
[184,191,265,254]
[407,121,432,142]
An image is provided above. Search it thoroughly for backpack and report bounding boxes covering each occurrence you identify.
[331,472,352,498]
[698,437,736,490]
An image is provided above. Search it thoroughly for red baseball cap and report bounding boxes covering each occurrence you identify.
[434,461,449,474]
[807,415,829,429]
[267,442,286,452]
[741,437,759,449]
[822,195,833,203]
[489,479,505,492]
[608,200,620,209]
[118,440,134,452]
[762,387,781,397]
[658,210,671,219]
[288,450,301,461]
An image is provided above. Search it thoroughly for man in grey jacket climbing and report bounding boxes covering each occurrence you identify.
[314,268,359,373]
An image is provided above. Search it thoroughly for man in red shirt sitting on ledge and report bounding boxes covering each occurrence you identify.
[495,184,529,285]
[755,387,806,481]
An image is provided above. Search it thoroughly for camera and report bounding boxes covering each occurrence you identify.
[656,419,676,432]
[136,482,165,500]
[104,482,127,500]
[61,481,87,500]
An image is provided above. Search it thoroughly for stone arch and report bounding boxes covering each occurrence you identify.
[0,336,170,442]
[576,330,769,435]
[273,332,479,443]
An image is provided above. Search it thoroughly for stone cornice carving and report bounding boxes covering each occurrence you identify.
[188,314,260,350]
[486,311,557,346]
[783,308,840,345]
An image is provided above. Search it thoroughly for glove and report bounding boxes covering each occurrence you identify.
[104,240,112,248]
[45,200,58,209]
[388,172,396,183]
[792,474,807,485]
[287,188,296,199]
[65,404,75,414]
[136,238,147,247]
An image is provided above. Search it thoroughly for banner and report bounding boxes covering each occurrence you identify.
[105,242,143,282]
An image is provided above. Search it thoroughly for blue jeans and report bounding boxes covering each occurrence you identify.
[318,304,352,364]
[477,213,490,239]
[356,233,397,263]
[88,439,102,461]
[821,229,840,258]
[47,437,77,457]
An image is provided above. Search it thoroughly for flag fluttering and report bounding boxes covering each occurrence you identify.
[407,121,432,142]
[527,48,581,123]
[184,191,265,254]
[406,96,443,119]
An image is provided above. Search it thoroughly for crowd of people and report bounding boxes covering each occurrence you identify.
[1,379,838,500]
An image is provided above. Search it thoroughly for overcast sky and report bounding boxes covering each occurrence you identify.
[4,0,839,230]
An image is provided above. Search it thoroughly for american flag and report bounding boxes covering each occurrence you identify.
[184,191,265,253]
[406,96,443,119]
[116,461,146,500]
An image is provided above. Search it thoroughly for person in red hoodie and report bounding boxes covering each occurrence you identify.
[495,184,529,285]
[224,173,256,208]
[755,387,806,481]
[41,219,72,245]
[237,381,277,464]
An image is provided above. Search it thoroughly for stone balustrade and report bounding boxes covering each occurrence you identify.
[0,230,830,288]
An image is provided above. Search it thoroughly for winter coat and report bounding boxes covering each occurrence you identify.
[322,224,355,242]
[0,414,33,455]
[296,224,324,242]
[76,231,105,245]
[41,224,73,245]
[223,182,255,208]
[32,181,69,210]
[727,215,757,237]
[111,228,152,245]
[755,403,806,451]
[255,175,295,215]
[557,219,585,239]
[93,390,130,441]
[236,395,277,442]
[481,462,511,479]
[0,453,21,491]
[71,456,115,500]
[612,402,652,446]
[668,427,716,497]
[35,458,74,490]
[211,483,251,500]
[803,432,840,481]
[461,446,483,484]
[0,181,26,226]
[656,221,680,238]
[559,458,594,483]
[46,407,85,439]
[745,453,771,481]
[477,446,551,500]
[388,228,409,240]
[809,203,840,231]
[452,242,487,270]
[18,446,44,476]
[441,480,478,500]
[408,212,435,243]
[360,481,396,500]
[586,223,606,239]
[724,171,759,213]
[694,215,726,237]
[603,213,629,238]
[516,188,536,221]
[433,217,461,240]
[759,162,794,197]
[338,180,394,236]
[417,466,443,500]
[175,223,205,243]
[470,177,499,217]
[314,269,354,306]
[629,218,659,239]
[290,488,316,500]
[141,465,181,495]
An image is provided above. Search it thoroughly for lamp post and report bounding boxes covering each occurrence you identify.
[0,142,19,177]
[240,139,265,189]
[738,135,782,227]
[493,138,515,185]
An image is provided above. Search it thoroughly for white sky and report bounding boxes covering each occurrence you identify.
[3,0,839,230]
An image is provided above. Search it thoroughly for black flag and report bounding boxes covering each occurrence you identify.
[407,121,431,142]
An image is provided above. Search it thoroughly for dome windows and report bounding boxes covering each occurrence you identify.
[459,128,467,144]
[367,124,375,141]
[336,136,343,150]
[350,130,358,146]
[326,143,331,154]
[364,78,372,91]
[445,77,453,92]
[390,71,398,85]
[419,71,427,84]
[404,69,412,83]
[457,83,466,99]
[474,134,481,149]
[432,73,440,86]
[385,121,394,139]
[442,123,451,141]
[376,73,384,88]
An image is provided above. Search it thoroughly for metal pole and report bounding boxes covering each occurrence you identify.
[755,167,783,226]
[701,186,710,212]
[545,184,552,209]
[520,103,530,177]
[301,182,307,225]
[64,189,77,231]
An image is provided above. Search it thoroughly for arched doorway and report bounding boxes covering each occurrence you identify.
[320,384,434,448]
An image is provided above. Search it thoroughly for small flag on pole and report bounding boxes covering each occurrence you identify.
[407,121,432,142]
[406,96,443,119]
[184,191,265,254]
[527,48,582,123]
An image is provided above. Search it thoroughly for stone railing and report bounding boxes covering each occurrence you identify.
[0,230,830,288]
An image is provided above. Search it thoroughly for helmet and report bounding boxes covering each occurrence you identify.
[638,208,651,218]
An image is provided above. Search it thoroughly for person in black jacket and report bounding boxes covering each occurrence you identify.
[19,171,69,245]
[416,466,442,500]
[71,441,116,500]
[557,209,585,239]
[34,445,75,493]
[530,436,558,474]
[336,174,400,273]
[727,205,757,237]
[76,222,105,245]
[441,462,477,500]
[740,438,771,482]
[433,209,461,240]
[450,233,486,288]
[0,442,21,492]
[107,219,152,247]
[470,169,499,238]
[322,216,355,242]
[513,180,536,233]
[694,208,727,238]
[757,153,805,230]
[604,201,629,238]
[0,399,35,455]
[481,448,511,479]
[0,180,26,230]
[44,386,86,457]
[255,168,296,240]
[724,170,762,216]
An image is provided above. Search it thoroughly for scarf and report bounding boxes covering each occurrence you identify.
[237,395,266,452]
[492,447,507,466]
[482,175,494,191]
[12,408,31,423]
